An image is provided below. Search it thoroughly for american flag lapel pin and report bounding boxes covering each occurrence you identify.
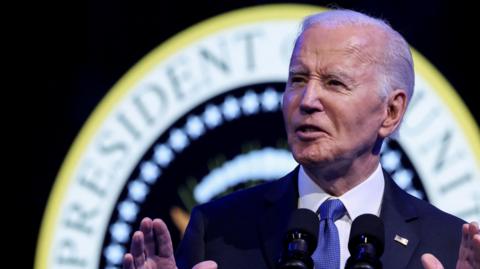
[394,234,409,246]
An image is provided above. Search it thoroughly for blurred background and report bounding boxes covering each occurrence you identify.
[35,1,477,268]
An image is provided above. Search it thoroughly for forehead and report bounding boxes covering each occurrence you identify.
[290,24,385,69]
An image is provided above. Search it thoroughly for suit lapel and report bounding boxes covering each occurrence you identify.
[258,168,299,269]
[256,168,422,268]
[380,171,420,269]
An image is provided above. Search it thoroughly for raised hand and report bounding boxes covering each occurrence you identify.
[123,218,177,269]
[422,222,480,269]
[456,222,480,268]
[123,217,218,269]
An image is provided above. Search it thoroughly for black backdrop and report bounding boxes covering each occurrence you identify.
[34,0,477,268]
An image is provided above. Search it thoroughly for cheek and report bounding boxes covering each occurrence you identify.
[282,91,294,107]
[330,104,374,137]
[282,93,297,122]
[342,102,385,139]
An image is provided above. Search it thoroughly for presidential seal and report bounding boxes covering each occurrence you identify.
[36,4,480,269]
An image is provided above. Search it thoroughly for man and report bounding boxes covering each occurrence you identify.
[123,9,480,269]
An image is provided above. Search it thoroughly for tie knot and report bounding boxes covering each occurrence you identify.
[318,199,345,221]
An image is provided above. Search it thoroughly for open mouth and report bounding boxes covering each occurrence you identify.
[296,125,321,132]
[295,124,326,140]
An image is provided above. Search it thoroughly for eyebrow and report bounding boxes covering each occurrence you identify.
[325,69,356,83]
[288,65,356,85]
[288,65,308,74]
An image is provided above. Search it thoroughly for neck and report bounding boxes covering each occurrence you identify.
[303,154,380,196]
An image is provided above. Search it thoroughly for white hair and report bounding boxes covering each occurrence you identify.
[299,9,415,102]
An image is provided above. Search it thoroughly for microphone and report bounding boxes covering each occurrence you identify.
[345,214,385,269]
[277,208,319,269]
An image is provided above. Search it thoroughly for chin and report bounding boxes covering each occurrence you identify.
[291,146,331,167]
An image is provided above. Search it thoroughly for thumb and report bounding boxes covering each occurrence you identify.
[421,253,444,269]
[192,260,218,269]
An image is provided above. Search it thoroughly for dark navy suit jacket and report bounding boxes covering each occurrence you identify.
[176,168,464,269]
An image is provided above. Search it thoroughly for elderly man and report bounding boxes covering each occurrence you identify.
[123,9,480,269]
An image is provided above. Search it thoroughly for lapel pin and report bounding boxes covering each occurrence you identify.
[394,235,409,246]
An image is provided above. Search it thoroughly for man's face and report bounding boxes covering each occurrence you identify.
[282,24,388,170]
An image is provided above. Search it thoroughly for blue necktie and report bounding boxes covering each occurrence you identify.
[312,199,346,269]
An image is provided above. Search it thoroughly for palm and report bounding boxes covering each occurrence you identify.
[456,222,480,269]
[123,218,177,269]
[422,222,480,269]
[143,256,176,269]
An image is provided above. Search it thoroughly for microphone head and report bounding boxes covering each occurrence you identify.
[285,208,319,254]
[278,208,319,269]
[348,214,385,256]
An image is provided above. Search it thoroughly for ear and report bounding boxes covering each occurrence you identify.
[378,89,408,138]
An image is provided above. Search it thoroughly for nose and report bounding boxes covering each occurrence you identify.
[299,81,323,115]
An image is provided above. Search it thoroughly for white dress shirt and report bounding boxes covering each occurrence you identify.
[297,164,385,269]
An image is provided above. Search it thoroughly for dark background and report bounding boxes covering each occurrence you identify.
[34,0,477,268]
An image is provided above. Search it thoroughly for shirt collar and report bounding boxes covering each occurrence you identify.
[298,163,385,220]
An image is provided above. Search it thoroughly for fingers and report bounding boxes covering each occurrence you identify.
[124,217,177,269]
[463,222,478,247]
[459,223,469,260]
[131,231,146,269]
[467,222,480,265]
[421,253,444,269]
[457,222,480,268]
[192,260,218,269]
[153,218,174,258]
[123,253,135,269]
[140,217,156,258]
[474,232,480,265]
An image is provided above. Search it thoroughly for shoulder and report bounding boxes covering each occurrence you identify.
[192,168,297,221]
[411,194,465,227]
[400,184,464,225]
[384,171,465,229]
[196,175,288,213]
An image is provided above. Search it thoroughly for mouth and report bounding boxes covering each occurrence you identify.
[294,124,327,140]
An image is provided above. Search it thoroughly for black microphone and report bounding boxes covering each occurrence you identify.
[277,208,319,269]
[345,214,385,269]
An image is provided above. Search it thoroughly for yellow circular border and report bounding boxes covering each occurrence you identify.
[411,49,480,166]
[35,4,480,269]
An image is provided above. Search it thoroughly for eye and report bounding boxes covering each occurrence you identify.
[289,75,307,85]
[327,79,344,87]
